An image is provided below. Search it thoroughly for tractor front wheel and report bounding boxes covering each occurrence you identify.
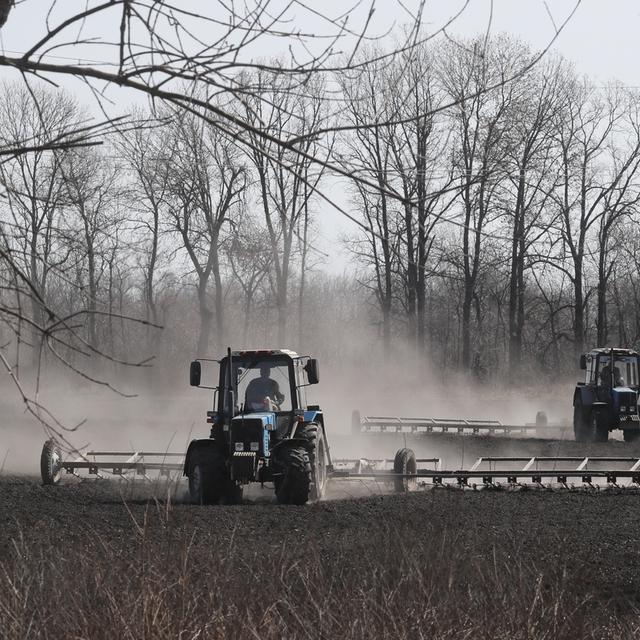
[590,411,609,443]
[275,445,311,505]
[188,450,226,505]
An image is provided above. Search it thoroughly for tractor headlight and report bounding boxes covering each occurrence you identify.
[621,406,627,413]
[235,442,244,452]
[250,442,260,452]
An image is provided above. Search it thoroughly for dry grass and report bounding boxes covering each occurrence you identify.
[2,478,640,639]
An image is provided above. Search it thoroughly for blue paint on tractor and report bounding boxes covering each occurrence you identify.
[236,412,277,430]
[302,410,320,423]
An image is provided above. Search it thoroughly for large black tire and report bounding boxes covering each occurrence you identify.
[573,400,589,442]
[275,445,311,505]
[591,411,609,443]
[393,448,417,493]
[297,422,327,501]
[40,439,62,485]
[623,430,640,443]
[188,449,227,505]
[311,432,328,501]
[297,422,318,465]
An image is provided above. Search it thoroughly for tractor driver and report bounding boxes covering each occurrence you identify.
[600,363,623,387]
[245,365,285,411]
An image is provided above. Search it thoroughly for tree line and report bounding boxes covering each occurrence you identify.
[3,32,636,387]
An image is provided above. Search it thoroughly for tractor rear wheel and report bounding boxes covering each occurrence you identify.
[40,439,63,485]
[393,448,417,493]
[188,449,226,505]
[297,422,318,465]
[310,431,327,501]
[275,445,311,505]
[297,422,326,500]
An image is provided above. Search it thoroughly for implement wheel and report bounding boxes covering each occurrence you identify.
[275,445,311,505]
[40,440,62,485]
[393,448,417,493]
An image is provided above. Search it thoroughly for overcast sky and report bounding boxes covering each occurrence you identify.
[0,1,637,275]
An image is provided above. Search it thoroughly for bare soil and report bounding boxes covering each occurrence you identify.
[3,460,640,638]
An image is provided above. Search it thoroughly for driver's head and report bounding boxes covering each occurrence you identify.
[259,365,271,378]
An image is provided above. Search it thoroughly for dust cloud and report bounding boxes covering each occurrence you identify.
[0,342,583,478]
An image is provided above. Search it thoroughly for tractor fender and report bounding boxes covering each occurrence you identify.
[302,409,322,424]
[183,438,221,476]
[270,437,309,453]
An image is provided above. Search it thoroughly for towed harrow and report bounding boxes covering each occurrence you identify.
[352,410,571,439]
[40,440,185,485]
[36,346,640,503]
[40,440,640,493]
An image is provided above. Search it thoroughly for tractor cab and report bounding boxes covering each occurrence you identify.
[574,347,640,442]
[218,350,318,418]
[581,350,639,391]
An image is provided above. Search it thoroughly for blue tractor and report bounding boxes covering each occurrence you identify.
[573,347,640,442]
[184,348,330,504]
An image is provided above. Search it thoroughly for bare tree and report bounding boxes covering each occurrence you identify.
[226,216,273,345]
[116,114,173,331]
[497,57,565,373]
[165,110,247,354]
[241,71,326,344]
[386,43,457,355]
[0,82,78,364]
[60,147,122,351]
[439,36,521,369]
[552,80,639,356]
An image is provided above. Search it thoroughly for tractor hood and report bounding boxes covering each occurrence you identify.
[612,387,639,413]
[230,412,277,458]
[613,386,636,394]
[232,412,277,430]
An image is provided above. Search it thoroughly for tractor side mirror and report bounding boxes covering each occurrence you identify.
[579,354,586,371]
[190,360,202,387]
[305,358,320,385]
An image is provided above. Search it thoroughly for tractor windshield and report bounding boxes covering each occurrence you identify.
[235,361,292,413]
[598,356,639,388]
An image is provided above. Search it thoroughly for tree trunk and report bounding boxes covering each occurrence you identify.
[197,279,213,355]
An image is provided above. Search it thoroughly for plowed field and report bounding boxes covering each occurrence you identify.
[3,458,640,639]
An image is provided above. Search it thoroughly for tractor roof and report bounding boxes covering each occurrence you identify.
[589,347,639,357]
[230,349,300,359]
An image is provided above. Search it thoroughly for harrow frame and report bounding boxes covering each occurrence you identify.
[354,413,570,438]
[41,441,640,492]
[58,450,185,479]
